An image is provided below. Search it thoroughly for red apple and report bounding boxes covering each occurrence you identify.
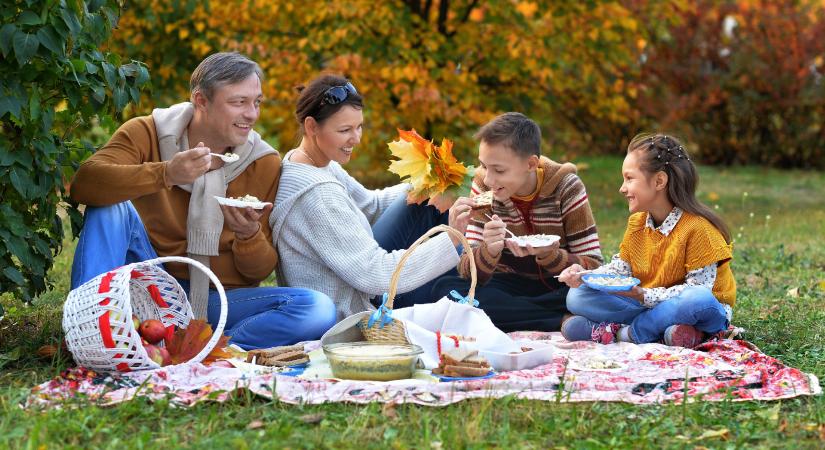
[158,347,172,366]
[144,344,164,366]
[138,319,166,344]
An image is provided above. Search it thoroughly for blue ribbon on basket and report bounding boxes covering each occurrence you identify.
[448,290,478,307]
[367,293,394,329]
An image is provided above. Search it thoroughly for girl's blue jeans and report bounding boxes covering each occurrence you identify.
[370,194,455,309]
[70,202,337,350]
[565,285,729,343]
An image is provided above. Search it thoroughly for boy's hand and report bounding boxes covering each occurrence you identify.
[482,214,507,256]
[504,239,560,259]
[447,196,475,235]
[558,263,587,288]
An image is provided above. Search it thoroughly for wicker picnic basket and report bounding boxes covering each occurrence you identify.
[62,256,228,373]
[359,224,477,344]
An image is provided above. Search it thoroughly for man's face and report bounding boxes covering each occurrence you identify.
[199,73,262,149]
[478,141,539,200]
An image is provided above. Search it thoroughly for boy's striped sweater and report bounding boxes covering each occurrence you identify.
[459,157,604,285]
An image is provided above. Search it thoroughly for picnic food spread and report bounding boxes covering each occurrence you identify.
[323,342,424,381]
[432,348,492,378]
[246,344,309,366]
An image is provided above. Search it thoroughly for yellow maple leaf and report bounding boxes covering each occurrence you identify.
[387,139,432,191]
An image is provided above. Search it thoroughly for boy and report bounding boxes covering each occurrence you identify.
[431,112,603,331]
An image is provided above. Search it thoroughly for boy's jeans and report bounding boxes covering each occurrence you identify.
[566,285,728,343]
[71,202,337,350]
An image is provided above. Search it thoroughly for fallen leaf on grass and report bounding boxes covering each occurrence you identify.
[36,345,57,358]
[817,280,825,291]
[382,402,398,419]
[786,287,800,298]
[676,428,729,442]
[299,413,324,424]
[745,274,764,289]
[778,419,788,433]
[246,420,264,430]
[819,424,825,441]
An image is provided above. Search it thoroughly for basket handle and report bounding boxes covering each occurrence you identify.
[385,224,477,309]
[135,256,228,366]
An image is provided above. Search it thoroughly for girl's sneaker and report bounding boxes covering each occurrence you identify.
[663,324,704,348]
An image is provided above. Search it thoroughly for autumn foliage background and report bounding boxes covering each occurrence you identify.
[107,0,825,186]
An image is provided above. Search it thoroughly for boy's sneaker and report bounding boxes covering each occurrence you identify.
[663,324,704,348]
[561,315,596,342]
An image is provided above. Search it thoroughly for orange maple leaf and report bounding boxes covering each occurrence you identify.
[387,129,473,212]
[165,319,233,365]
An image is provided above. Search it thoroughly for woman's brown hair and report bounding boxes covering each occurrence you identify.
[628,133,731,243]
[294,74,363,134]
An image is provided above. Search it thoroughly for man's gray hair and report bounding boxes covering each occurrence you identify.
[190,52,264,100]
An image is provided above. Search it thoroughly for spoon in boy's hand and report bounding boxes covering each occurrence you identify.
[553,269,594,278]
[484,213,518,239]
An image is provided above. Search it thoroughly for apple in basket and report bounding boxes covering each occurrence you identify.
[132,314,141,330]
[144,344,171,366]
[139,319,166,345]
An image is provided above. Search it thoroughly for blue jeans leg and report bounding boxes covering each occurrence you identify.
[182,279,337,350]
[371,195,453,308]
[566,285,647,325]
[71,201,159,289]
[629,286,728,344]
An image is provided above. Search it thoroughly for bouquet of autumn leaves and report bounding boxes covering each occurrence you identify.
[387,129,474,212]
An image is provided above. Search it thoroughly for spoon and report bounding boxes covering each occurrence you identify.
[210,152,239,163]
[553,269,594,278]
[484,213,518,239]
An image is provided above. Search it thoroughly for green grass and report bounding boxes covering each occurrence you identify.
[2,155,824,449]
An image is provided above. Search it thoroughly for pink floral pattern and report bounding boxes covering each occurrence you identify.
[25,333,821,409]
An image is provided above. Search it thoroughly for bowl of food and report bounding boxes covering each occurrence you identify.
[322,342,424,381]
[581,273,640,292]
[507,234,561,248]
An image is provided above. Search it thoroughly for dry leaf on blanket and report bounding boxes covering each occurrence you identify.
[165,319,232,365]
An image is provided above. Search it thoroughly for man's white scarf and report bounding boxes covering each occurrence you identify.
[152,102,277,319]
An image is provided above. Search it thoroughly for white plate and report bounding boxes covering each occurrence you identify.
[506,234,561,248]
[565,357,627,372]
[213,195,271,210]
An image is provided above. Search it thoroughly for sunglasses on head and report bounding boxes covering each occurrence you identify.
[322,82,358,105]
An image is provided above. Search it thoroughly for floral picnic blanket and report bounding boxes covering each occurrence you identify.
[24,332,821,409]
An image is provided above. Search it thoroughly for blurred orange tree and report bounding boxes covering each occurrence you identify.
[107,0,679,185]
[638,0,825,168]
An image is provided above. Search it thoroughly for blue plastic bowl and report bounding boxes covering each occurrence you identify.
[581,273,640,292]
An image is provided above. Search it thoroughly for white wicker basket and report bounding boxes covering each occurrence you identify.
[62,256,228,373]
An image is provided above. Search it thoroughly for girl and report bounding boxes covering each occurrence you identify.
[270,74,474,320]
[558,133,735,347]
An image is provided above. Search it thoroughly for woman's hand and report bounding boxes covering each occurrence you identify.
[447,196,475,235]
[558,263,587,288]
[482,214,507,256]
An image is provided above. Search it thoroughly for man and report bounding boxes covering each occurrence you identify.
[70,52,336,349]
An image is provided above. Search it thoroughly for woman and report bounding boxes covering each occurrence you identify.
[271,74,474,320]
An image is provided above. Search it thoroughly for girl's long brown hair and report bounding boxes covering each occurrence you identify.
[628,133,731,243]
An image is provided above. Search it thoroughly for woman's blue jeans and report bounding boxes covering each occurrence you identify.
[370,195,455,309]
[566,285,729,343]
[71,202,337,350]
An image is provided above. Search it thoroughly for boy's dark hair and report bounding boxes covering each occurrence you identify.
[294,74,363,134]
[474,112,541,157]
[628,133,731,243]
[190,52,263,100]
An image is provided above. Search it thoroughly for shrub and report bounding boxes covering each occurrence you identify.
[0,0,149,309]
[639,0,825,168]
